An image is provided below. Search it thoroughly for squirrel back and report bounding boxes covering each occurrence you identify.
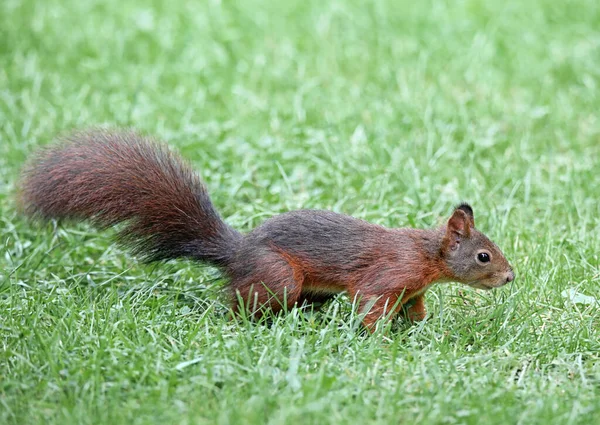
[19,129,514,330]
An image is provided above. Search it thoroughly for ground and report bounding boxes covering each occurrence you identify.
[1,0,599,424]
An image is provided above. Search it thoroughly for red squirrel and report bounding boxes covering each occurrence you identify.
[18,130,514,330]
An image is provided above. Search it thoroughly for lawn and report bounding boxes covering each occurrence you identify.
[1,0,599,424]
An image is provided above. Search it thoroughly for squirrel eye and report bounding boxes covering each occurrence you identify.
[477,252,490,263]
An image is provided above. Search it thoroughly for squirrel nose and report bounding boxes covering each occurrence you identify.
[506,270,515,283]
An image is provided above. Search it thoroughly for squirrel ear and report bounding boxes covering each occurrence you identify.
[444,209,471,251]
[455,202,475,228]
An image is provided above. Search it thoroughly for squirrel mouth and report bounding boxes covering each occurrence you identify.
[470,282,495,290]
[469,274,511,290]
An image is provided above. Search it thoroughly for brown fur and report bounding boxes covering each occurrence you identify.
[18,130,515,331]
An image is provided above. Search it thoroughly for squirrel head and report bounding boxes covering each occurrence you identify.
[441,203,514,290]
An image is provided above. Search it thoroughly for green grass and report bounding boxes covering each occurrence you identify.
[1,0,600,423]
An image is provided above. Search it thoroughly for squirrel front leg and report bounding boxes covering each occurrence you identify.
[356,293,401,331]
[352,289,427,331]
[348,288,400,332]
[402,294,427,322]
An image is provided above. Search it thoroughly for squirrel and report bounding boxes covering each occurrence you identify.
[18,129,514,330]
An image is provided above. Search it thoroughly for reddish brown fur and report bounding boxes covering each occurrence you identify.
[229,226,464,330]
[19,130,240,265]
[18,130,515,331]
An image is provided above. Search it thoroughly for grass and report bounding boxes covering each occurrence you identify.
[1,0,600,423]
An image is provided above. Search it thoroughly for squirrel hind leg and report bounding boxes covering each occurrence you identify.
[229,252,304,318]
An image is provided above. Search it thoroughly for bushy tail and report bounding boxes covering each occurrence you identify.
[18,129,242,267]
